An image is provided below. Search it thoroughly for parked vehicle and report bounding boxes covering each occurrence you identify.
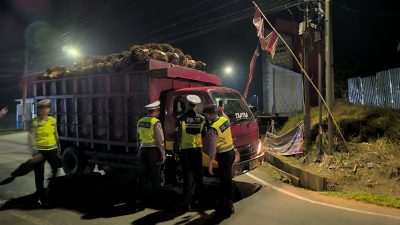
[33,59,264,181]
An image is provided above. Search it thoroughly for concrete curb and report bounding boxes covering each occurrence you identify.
[264,151,327,191]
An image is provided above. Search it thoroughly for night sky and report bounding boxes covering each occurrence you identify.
[0,0,399,112]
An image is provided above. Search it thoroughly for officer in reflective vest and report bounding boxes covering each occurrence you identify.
[29,99,61,204]
[137,100,165,206]
[203,104,235,218]
[173,95,206,211]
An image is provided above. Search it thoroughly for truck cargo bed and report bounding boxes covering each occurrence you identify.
[33,60,220,168]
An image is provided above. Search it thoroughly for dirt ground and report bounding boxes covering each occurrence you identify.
[267,138,400,200]
[265,102,400,199]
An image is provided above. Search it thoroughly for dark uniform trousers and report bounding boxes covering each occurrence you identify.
[217,149,235,208]
[181,147,203,205]
[140,147,161,200]
[33,149,61,196]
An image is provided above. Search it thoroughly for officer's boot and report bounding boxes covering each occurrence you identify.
[226,200,235,216]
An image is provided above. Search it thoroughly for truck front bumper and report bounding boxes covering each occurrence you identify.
[232,151,265,177]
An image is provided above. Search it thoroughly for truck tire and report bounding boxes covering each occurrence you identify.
[62,146,86,176]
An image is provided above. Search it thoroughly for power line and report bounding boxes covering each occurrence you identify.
[335,3,400,16]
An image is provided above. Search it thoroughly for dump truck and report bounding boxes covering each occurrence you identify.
[33,59,265,182]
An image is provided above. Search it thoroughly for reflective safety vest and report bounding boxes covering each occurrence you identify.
[137,116,160,147]
[180,115,206,149]
[31,116,57,150]
[211,116,234,153]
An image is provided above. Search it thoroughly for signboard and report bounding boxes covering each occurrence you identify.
[263,64,303,115]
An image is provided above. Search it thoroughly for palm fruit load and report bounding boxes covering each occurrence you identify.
[42,43,206,79]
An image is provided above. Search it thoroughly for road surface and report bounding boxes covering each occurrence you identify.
[0,132,399,225]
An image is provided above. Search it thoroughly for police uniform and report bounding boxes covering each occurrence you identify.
[173,95,206,210]
[137,100,165,203]
[30,99,61,198]
[204,104,235,217]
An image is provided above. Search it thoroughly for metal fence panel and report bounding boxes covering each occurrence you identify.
[348,77,362,104]
[390,68,400,109]
[348,68,400,109]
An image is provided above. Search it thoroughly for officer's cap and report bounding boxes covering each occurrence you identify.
[186,95,201,105]
[145,100,161,110]
[203,104,218,114]
[37,99,51,108]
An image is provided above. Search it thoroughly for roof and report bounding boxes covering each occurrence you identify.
[146,59,221,86]
[175,86,238,93]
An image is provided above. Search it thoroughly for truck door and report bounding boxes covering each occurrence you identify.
[164,91,208,152]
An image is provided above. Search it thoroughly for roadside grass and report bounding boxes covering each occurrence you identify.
[323,192,400,209]
[260,163,286,180]
[275,101,400,141]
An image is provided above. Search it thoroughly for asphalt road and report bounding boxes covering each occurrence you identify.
[0,132,399,225]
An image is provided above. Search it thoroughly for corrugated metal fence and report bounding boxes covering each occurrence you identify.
[348,68,400,109]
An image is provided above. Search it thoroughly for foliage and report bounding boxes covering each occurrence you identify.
[324,192,400,208]
[276,101,400,143]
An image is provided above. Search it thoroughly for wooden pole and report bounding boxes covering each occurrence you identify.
[303,0,311,150]
[325,0,334,154]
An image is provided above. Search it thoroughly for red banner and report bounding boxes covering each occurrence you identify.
[253,9,279,58]
[260,31,278,58]
[244,45,260,99]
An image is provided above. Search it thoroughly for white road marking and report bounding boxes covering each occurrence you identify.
[245,172,400,220]
[7,210,54,225]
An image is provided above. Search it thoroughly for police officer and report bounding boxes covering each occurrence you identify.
[29,99,61,204]
[173,95,206,211]
[203,104,235,218]
[137,100,166,205]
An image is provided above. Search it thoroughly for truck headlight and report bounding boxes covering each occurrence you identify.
[257,141,262,154]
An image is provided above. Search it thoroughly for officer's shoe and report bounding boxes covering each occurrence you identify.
[191,200,202,210]
[184,203,192,212]
[134,200,144,211]
[179,202,192,212]
[226,201,235,215]
[215,205,225,219]
[36,196,51,208]
[225,205,235,217]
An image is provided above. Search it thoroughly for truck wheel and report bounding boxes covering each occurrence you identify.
[164,157,183,186]
[62,146,86,176]
[175,165,183,185]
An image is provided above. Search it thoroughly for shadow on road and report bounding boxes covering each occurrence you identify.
[0,171,262,223]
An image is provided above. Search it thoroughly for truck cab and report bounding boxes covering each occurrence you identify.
[162,86,264,179]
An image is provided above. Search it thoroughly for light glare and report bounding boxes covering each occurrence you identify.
[224,66,233,75]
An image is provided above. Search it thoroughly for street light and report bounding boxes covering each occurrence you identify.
[212,65,235,76]
[66,47,81,58]
[224,65,233,75]
[63,45,81,63]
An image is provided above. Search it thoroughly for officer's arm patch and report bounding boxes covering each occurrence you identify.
[218,120,230,133]
[138,122,151,128]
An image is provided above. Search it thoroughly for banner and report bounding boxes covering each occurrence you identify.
[244,45,260,99]
[253,8,279,58]
[260,31,278,58]
[264,122,304,155]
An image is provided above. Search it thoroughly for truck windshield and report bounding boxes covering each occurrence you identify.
[209,90,254,123]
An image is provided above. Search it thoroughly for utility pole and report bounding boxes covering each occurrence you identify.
[317,0,323,156]
[303,0,311,150]
[318,37,323,156]
[325,0,334,154]
[22,47,28,131]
